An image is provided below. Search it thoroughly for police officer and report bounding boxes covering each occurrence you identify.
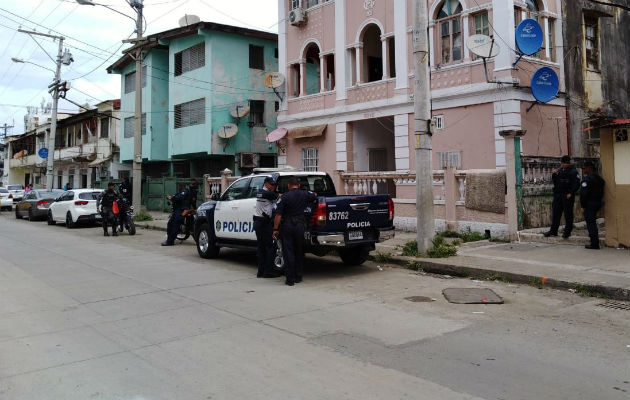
[119,177,132,202]
[544,155,580,239]
[580,161,605,249]
[253,176,281,278]
[98,182,119,237]
[189,178,199,209]
[162,183,191,246]
[272,177,317,286]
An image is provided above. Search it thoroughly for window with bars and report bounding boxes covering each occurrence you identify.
[124,66,147,94]
[174,43,205,76]
[584,16,599,71]
[437,1,463,65]
[174,98,205,129]
[301,147,318,171]
[100,117,109,139]
[249,45,264,70]
[474,12,489,35]
[547,19,555,62]
[290,0,300,10]
[249,100,265,126]
[305,0,318,8]
[123,114,146,138]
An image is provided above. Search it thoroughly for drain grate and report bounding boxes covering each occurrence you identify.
[596,300,630,310]
[405,296,434,303]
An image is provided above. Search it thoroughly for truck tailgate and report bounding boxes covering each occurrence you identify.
[319,195,392,232]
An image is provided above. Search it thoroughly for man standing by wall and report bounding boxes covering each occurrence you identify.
[544,155,580,239]
[580,161,605,249]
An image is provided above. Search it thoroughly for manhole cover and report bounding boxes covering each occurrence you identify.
[442,288,503,304]
[596,300,630,310]
[405,296,434,302]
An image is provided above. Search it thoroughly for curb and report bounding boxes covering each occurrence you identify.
[370,254,630,302]
[137,222,167,232]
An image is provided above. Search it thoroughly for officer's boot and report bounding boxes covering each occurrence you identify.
[103,229,109,237]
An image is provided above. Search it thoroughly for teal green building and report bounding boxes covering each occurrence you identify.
[107,22,279,178]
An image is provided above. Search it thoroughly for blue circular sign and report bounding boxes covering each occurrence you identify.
[515,19,544,55]
[38,147,49,159]
[530,67,559,103]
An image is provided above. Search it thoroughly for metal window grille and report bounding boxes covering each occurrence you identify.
[474,12,489,35]
[301,147,318,171]
[249,100,265,126]
[584,16,599,71]
[100,117,109,139]
[434,115,444,130]
[124,114,146,137]
[290,0,300,10]
[123,66,147,93]
[174,43,205,76]
[438,151,461,169]
[174,98,206,129]
[305,0,318,8]
[249,45,264,70]
[547,19,555,62]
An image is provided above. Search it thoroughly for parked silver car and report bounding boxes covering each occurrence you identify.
[6,184,24,203]
[15,189,64,221]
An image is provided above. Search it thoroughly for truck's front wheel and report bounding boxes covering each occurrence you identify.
[197,223,220,259]
[339,245,370,266]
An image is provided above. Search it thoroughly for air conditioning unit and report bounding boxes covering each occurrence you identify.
[289,8,306,26]
[239,153,259,168]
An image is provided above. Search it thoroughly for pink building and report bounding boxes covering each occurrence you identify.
[277,0,567,234]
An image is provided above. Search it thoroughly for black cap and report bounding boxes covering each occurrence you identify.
[264,176,277,185]
[583,160,595,168]
[561,155,571,163]
[107,182,115,187]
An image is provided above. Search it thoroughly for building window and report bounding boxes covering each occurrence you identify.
[124,66,147,94]
[436,0,463,65]
[174,43,205,76]
[584,16,599,71]
[174,98,205,129]
[100,117,109,139]
[274,48,278,58]
[249,100,265,126]
[547,19,555,62]
[302,147,318,171]
[474,12,489,35]
[249,45,264,70]
[275,101,280,112]
[124,114,147,138]
[305,0,318,8]
[433,115,444,130]
[290,0,300,10]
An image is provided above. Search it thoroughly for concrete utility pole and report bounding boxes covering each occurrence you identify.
[0,122,14,140]
[413,0,434,253]
[131,0,144,212]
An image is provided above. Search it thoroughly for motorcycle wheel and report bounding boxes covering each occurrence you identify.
[176,223,190,241]
[127,219,136,235]
[273,239,284,271]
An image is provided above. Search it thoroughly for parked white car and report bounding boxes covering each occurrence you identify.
[47,189,103,228]
[0,187,13,210]
[6,184,24,203]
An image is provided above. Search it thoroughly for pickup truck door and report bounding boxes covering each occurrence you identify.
[213,178,255,240]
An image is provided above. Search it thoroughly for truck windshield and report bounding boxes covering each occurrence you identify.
[276,175,336,196]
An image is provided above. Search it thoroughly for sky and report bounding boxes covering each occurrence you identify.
[0,0,279,136]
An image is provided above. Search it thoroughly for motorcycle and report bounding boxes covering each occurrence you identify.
[176,208,196,241]
[116,197,136,235]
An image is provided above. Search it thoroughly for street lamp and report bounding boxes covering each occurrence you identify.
[11,58,56,73]
[15,29,73,192]
[77,0,145,211]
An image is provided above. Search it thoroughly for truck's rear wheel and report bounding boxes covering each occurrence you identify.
[339,245,370,266]
[197,223,220,259]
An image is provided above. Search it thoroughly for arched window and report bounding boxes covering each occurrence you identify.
[436,0,463,65]
[362,24,383,82]
[303,43,321,95]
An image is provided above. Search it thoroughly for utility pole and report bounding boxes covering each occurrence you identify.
[18,29,66,191]
[413,0,434,253]
[0,122,14,141]
[131,0,144,212]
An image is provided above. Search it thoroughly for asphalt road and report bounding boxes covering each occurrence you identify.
[0,212,628,400]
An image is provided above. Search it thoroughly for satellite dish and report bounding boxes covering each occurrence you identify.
[515,19,543,56]
[266,128,287,143]
[530,67,559,103]
[467,34,500,58]
[264,72,285,89]
[178,15,200,27]
[229,103,250,119]
[217,123,238,139]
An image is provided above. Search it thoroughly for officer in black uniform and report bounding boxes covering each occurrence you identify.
[272,177,317,286]
[119,177,132,201]
[98,182,119,237]
[189,178,199,209]
[162,183,191,246]
[253,176,280,278]
[544,155,580,239]
[580,161,605,249]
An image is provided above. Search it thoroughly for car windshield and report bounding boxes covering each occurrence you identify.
[7,185,22,190]
[276,175,336,196]
[37,190,63,199]
[79,192,101,200]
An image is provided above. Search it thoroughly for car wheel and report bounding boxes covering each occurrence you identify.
[47,211,56,225]
[28,208,35,222]
[196,223,220,259]
[338,245,370,266]
[66,212,75,229]
[15,208,22,219]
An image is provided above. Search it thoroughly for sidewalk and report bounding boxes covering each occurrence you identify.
[375,231,630,301]
[139,211,629,301]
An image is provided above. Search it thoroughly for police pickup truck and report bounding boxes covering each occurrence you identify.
[194,170,394,266]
